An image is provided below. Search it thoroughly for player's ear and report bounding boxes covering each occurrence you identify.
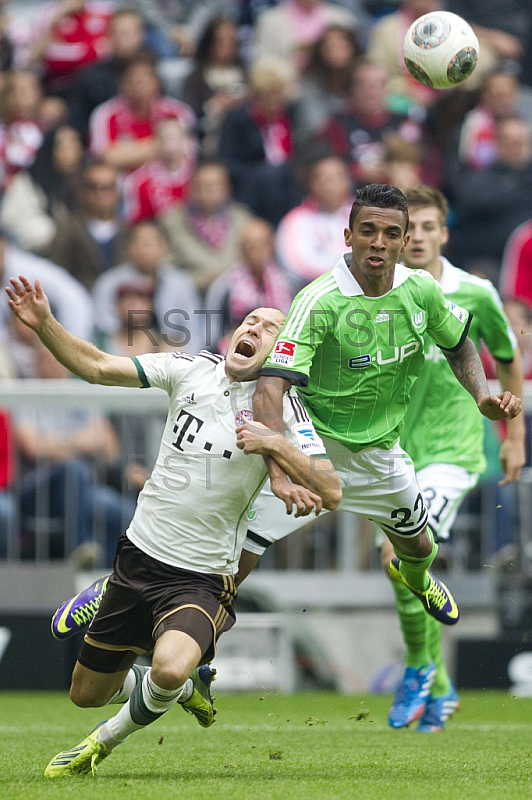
[441,226,449,247]
[401,234,410,252]
[344,227,352,246]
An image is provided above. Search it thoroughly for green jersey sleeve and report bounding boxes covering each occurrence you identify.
[261,278,334,386]
[422,273,472,351]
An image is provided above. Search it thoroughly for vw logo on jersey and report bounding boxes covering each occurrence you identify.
[235,409,254,427]
[412,311,425,328]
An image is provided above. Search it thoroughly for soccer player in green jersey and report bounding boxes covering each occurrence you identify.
[382,185,526,732]
[252,183,522,630]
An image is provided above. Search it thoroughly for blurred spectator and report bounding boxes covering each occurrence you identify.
[11,324,134,567]
[275,154,353,286]
[92,219,203,352]
[366,0,444,112]
[382,132,424,190]
[97,280,172,356]
[482,298,532,379]
[205,216,293,349]
[0,124,85,253]
[446,0,527,77]
[253,0,358,72]
[456,69,532,171]
[124,0,238,60]
[294,23,363,145]
[0,70,66,189]
[180,16,247,155]
[500,217,532,308]
[158,160,252,295]
[0,0,13,71]
[95,280,169,497]
[218,54,303,225]
[24,0,113,100]
[123,117,197,223]
[43,161,128,289]
[320,57,437,186]
[89,51,196,172]
[449,116,532,283]
[68,6,147,141]
[0,229,94,340]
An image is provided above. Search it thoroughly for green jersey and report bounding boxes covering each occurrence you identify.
[401,257,517,474]
[262,254,470,453]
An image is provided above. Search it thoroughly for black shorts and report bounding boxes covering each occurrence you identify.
[78,533,237,674]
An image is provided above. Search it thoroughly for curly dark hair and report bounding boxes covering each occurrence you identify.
[348,183,409,231]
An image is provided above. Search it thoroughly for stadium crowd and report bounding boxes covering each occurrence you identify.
[0,0,531,568]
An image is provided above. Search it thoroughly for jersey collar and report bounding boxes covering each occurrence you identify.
[438,257,461,293]
[333,254,411,297]
[216,359,230,386]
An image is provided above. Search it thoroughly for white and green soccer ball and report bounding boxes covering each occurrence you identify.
[403,11,479,90]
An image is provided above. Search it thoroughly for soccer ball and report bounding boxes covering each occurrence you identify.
[403,11,479,89]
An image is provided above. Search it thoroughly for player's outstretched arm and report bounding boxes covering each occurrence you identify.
[236,421,342,511]
[443,336,522,421]
[6,276,142,387]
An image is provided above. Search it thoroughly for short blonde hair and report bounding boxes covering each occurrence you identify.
[248,55,297,95]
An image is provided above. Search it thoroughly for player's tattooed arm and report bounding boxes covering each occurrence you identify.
[443,337,522,421]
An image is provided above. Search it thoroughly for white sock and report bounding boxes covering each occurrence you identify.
[97,669,189,751]
[106,664,150,705]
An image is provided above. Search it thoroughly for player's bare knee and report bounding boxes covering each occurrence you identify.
[150,663,189,691]
[69,681,107,708]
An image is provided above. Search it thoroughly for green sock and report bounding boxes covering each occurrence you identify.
[395,531,438,592]
[392,581,430,668]
[426,614,450,696]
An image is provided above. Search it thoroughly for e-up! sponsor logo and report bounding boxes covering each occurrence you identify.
[271,340,296,366]
[349,342,421,369]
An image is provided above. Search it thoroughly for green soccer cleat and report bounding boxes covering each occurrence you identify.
[388,558,460,625]
[180,665,217,727]
[44,722,110,778]
[51,576,109,640]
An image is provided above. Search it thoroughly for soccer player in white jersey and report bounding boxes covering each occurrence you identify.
[247,183,521,630]
[5,276,341,779]
[381,185,525,732]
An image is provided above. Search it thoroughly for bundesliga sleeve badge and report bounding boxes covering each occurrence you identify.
[271,340,297,366]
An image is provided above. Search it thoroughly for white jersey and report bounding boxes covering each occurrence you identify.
[127,350,326,575]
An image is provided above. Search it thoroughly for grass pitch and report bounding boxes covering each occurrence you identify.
[1,690,531,800]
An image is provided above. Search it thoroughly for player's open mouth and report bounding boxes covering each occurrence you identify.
[368,256,384,266]
[234,339,256,359]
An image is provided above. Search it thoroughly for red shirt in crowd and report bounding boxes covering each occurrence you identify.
[89,95,195,160]
[122,155,196,223]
